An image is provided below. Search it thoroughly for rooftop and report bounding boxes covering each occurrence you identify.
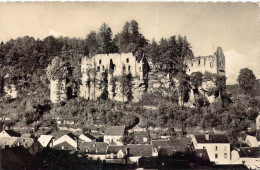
[194,134,229,143]
[104,126,125,136]
[3,130,21,137]
[237,147,260,158]
[79,142,108,154]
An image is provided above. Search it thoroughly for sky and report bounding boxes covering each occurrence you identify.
[0,2,259,84]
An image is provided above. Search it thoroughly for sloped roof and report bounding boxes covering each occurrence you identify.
[38,135,53,147]
[238,147,260,158]
[13,137,34,148]
[82,133,96,140]
[66,133,78,140]
[159,145,188,157]
[79,142,108,154]
[126,144,153,157]
[104,126,125,136]
[107,145,127,154]
[151,140,170,149]
[194,134,229,143]
[193,149,210,162]
[3,130,21,137]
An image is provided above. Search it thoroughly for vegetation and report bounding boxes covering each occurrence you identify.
[0,20,259,147]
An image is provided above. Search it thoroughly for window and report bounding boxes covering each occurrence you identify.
[203,146,206,149]
[97,66,100,72]
[210,62,213,67]
[224,153,227,159]
[139,67,142,72]
[123,66,126,71]
[215,146,218,151]
[128,66,131,71]
[126,58,129,63]
[198,59,200,65]
[191,63,193,67]
[215,154,218,159]
[204,58,206,65]
[242,160,245,164]
[102,65,105,71]
[99,59,102,64]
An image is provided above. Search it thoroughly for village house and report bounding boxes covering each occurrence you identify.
[151,139,170,152]
[52,133,78,150]
[106,144,155,165]
[191,133,231,165]
[37,135,54,148]
[231,147,260,169]
[245,135,259,147]
[105,145,127,164]
[79,133,97,143]
[104,126,126,145]
[79,142,108,160]
[0,130,21,138]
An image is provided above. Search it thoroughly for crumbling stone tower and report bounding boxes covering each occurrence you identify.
[185,47,225,77]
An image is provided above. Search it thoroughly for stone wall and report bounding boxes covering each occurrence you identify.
[80,53,146,102]
[50,79,67,103]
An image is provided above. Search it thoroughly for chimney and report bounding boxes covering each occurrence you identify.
[205,132,210,141]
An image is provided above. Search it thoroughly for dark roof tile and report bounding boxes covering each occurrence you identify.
[194,134,229,143]
[238,147,260,158]
[104,126,125,136]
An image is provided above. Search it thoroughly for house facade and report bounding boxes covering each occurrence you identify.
[192,133,231,165]
[104,126,126,145]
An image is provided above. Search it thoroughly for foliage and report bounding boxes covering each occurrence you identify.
[237,68,256,95]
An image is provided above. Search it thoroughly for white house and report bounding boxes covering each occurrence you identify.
[0,130,21,138]
[245,135,258,147]
[104,126,126,145]
[79,142,108,161]
[192,133,231,165]
[38,135,54,147]
[52,133,78,149]
[231,147,260,169]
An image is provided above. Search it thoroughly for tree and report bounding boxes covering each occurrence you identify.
[190,72,203,90]
[119,71,133,103]
[85,31,99,56]
[237,68,256,96]
[177,73,192,108]
[98,23,114,54]
[99,69,108,100]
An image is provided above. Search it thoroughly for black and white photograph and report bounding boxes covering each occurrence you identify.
[0,2,259,169]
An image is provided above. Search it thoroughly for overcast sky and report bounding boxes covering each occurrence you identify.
[0,2,259,84]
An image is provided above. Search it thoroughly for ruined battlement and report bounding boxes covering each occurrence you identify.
[185,47,225,76]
